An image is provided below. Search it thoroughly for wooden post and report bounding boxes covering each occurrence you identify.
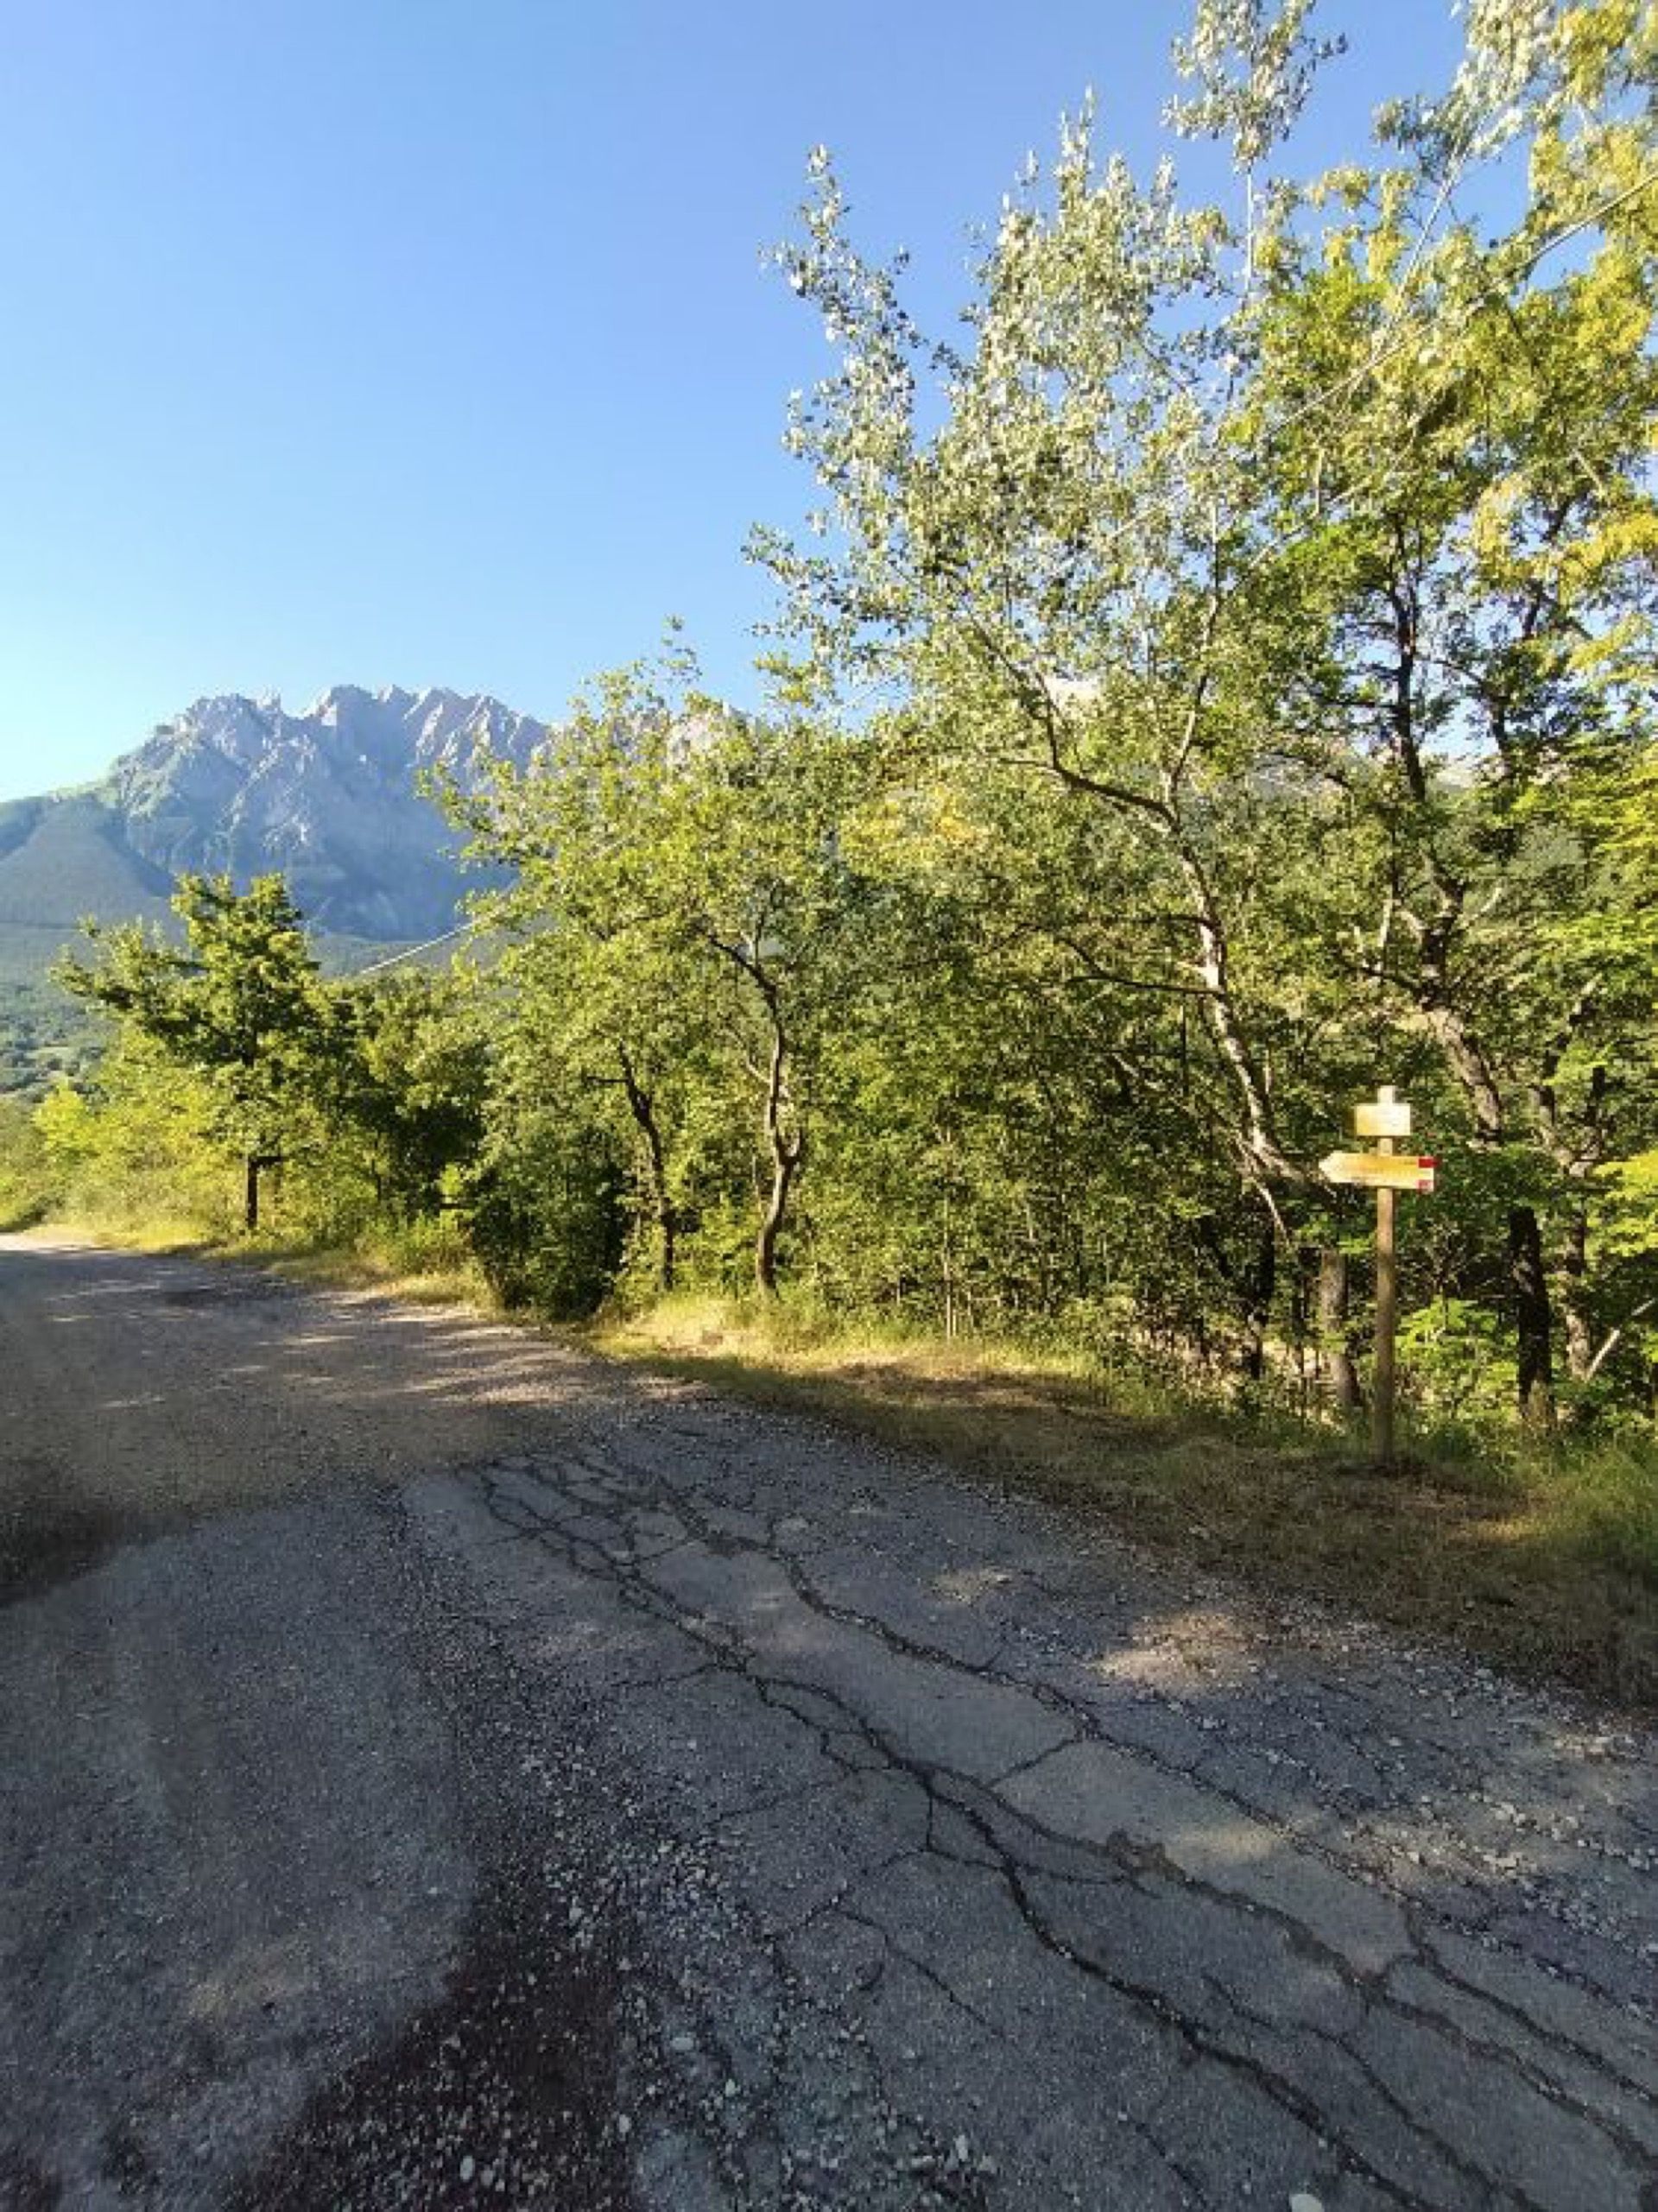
[1372,1086,1397,1468]
[1324,1086,1431,1468]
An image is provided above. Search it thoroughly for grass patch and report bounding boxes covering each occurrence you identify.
[41,1209,501,1314]
[245,1229,498,1311]
[51,1210,232,1255]
[593,1295,1658,1712]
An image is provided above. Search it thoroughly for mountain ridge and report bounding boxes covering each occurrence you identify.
[4,684,549,939]
[92,682,549,938]
[0,683,551,1091]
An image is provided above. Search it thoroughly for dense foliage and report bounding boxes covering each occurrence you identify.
[7,0,1655,1445]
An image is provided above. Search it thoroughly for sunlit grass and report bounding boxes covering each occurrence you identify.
[41,1205,502,1312]
[237,1218,501,1312]
[60,1210,231,1254]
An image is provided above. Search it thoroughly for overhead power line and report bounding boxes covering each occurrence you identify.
[345,922,471,980]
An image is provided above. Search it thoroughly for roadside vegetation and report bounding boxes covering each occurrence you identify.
[1,0,1652,1699]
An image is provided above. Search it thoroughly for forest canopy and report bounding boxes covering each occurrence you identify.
[13,0,1657,1445]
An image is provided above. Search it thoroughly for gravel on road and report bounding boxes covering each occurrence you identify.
[2,1231,1655,2210]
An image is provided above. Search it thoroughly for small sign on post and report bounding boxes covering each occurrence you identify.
[1319,1152,1438,1195]
[1321,1085,1435,1467]
[1354,1097,1413,1140]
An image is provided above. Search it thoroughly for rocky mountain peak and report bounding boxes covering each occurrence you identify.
[91,685,553,939]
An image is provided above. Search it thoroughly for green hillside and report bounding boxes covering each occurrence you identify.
[0,793,174,930]
[0,795,423,1097]
[0,797,173,1092]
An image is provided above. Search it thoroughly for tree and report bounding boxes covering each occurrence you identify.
[0,1096,51,1230]
[755,0,1656,1413]
[56,873,332,1231]
[1244,0,1658,1416]
[331,969,493,1221]
[446,653,885,1299]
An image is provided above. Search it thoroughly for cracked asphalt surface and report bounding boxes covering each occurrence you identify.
[2,1232,1655,2210]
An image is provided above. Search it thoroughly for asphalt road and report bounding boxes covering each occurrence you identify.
[1,1230,1655,2211]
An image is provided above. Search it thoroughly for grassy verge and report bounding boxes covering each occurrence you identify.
[36,1210,500,1312]
[233,1232,499,1311]
[593,1295,1658,1714]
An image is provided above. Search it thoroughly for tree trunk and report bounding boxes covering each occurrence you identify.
[755,1146,800,1299]
[1582,1298,1656,1388]
[1174,844,1299,1188]
[1317,1245,1364,1413]
[1559,1208,1592,1383]
[1290,1247,1314,1415]
[244,1153,260,1235]
[1195,1211,1280,1387]
[1237,1221,1277,1385]
[702,939,805,1303]
[752,1009,802,1299]
[617,1049,679,1295]
[1509,1204,1555,1428]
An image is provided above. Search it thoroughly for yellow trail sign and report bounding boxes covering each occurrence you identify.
[1320,1149,1438,1194]
[1339,1084,1434,1472]
[1355,1097,1412,1138]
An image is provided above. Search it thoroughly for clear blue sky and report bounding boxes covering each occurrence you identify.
[0,0,1465,799]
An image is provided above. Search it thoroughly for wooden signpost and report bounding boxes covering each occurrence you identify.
[1321,1085,1436,1468]
[1317,1152,1439,1195]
